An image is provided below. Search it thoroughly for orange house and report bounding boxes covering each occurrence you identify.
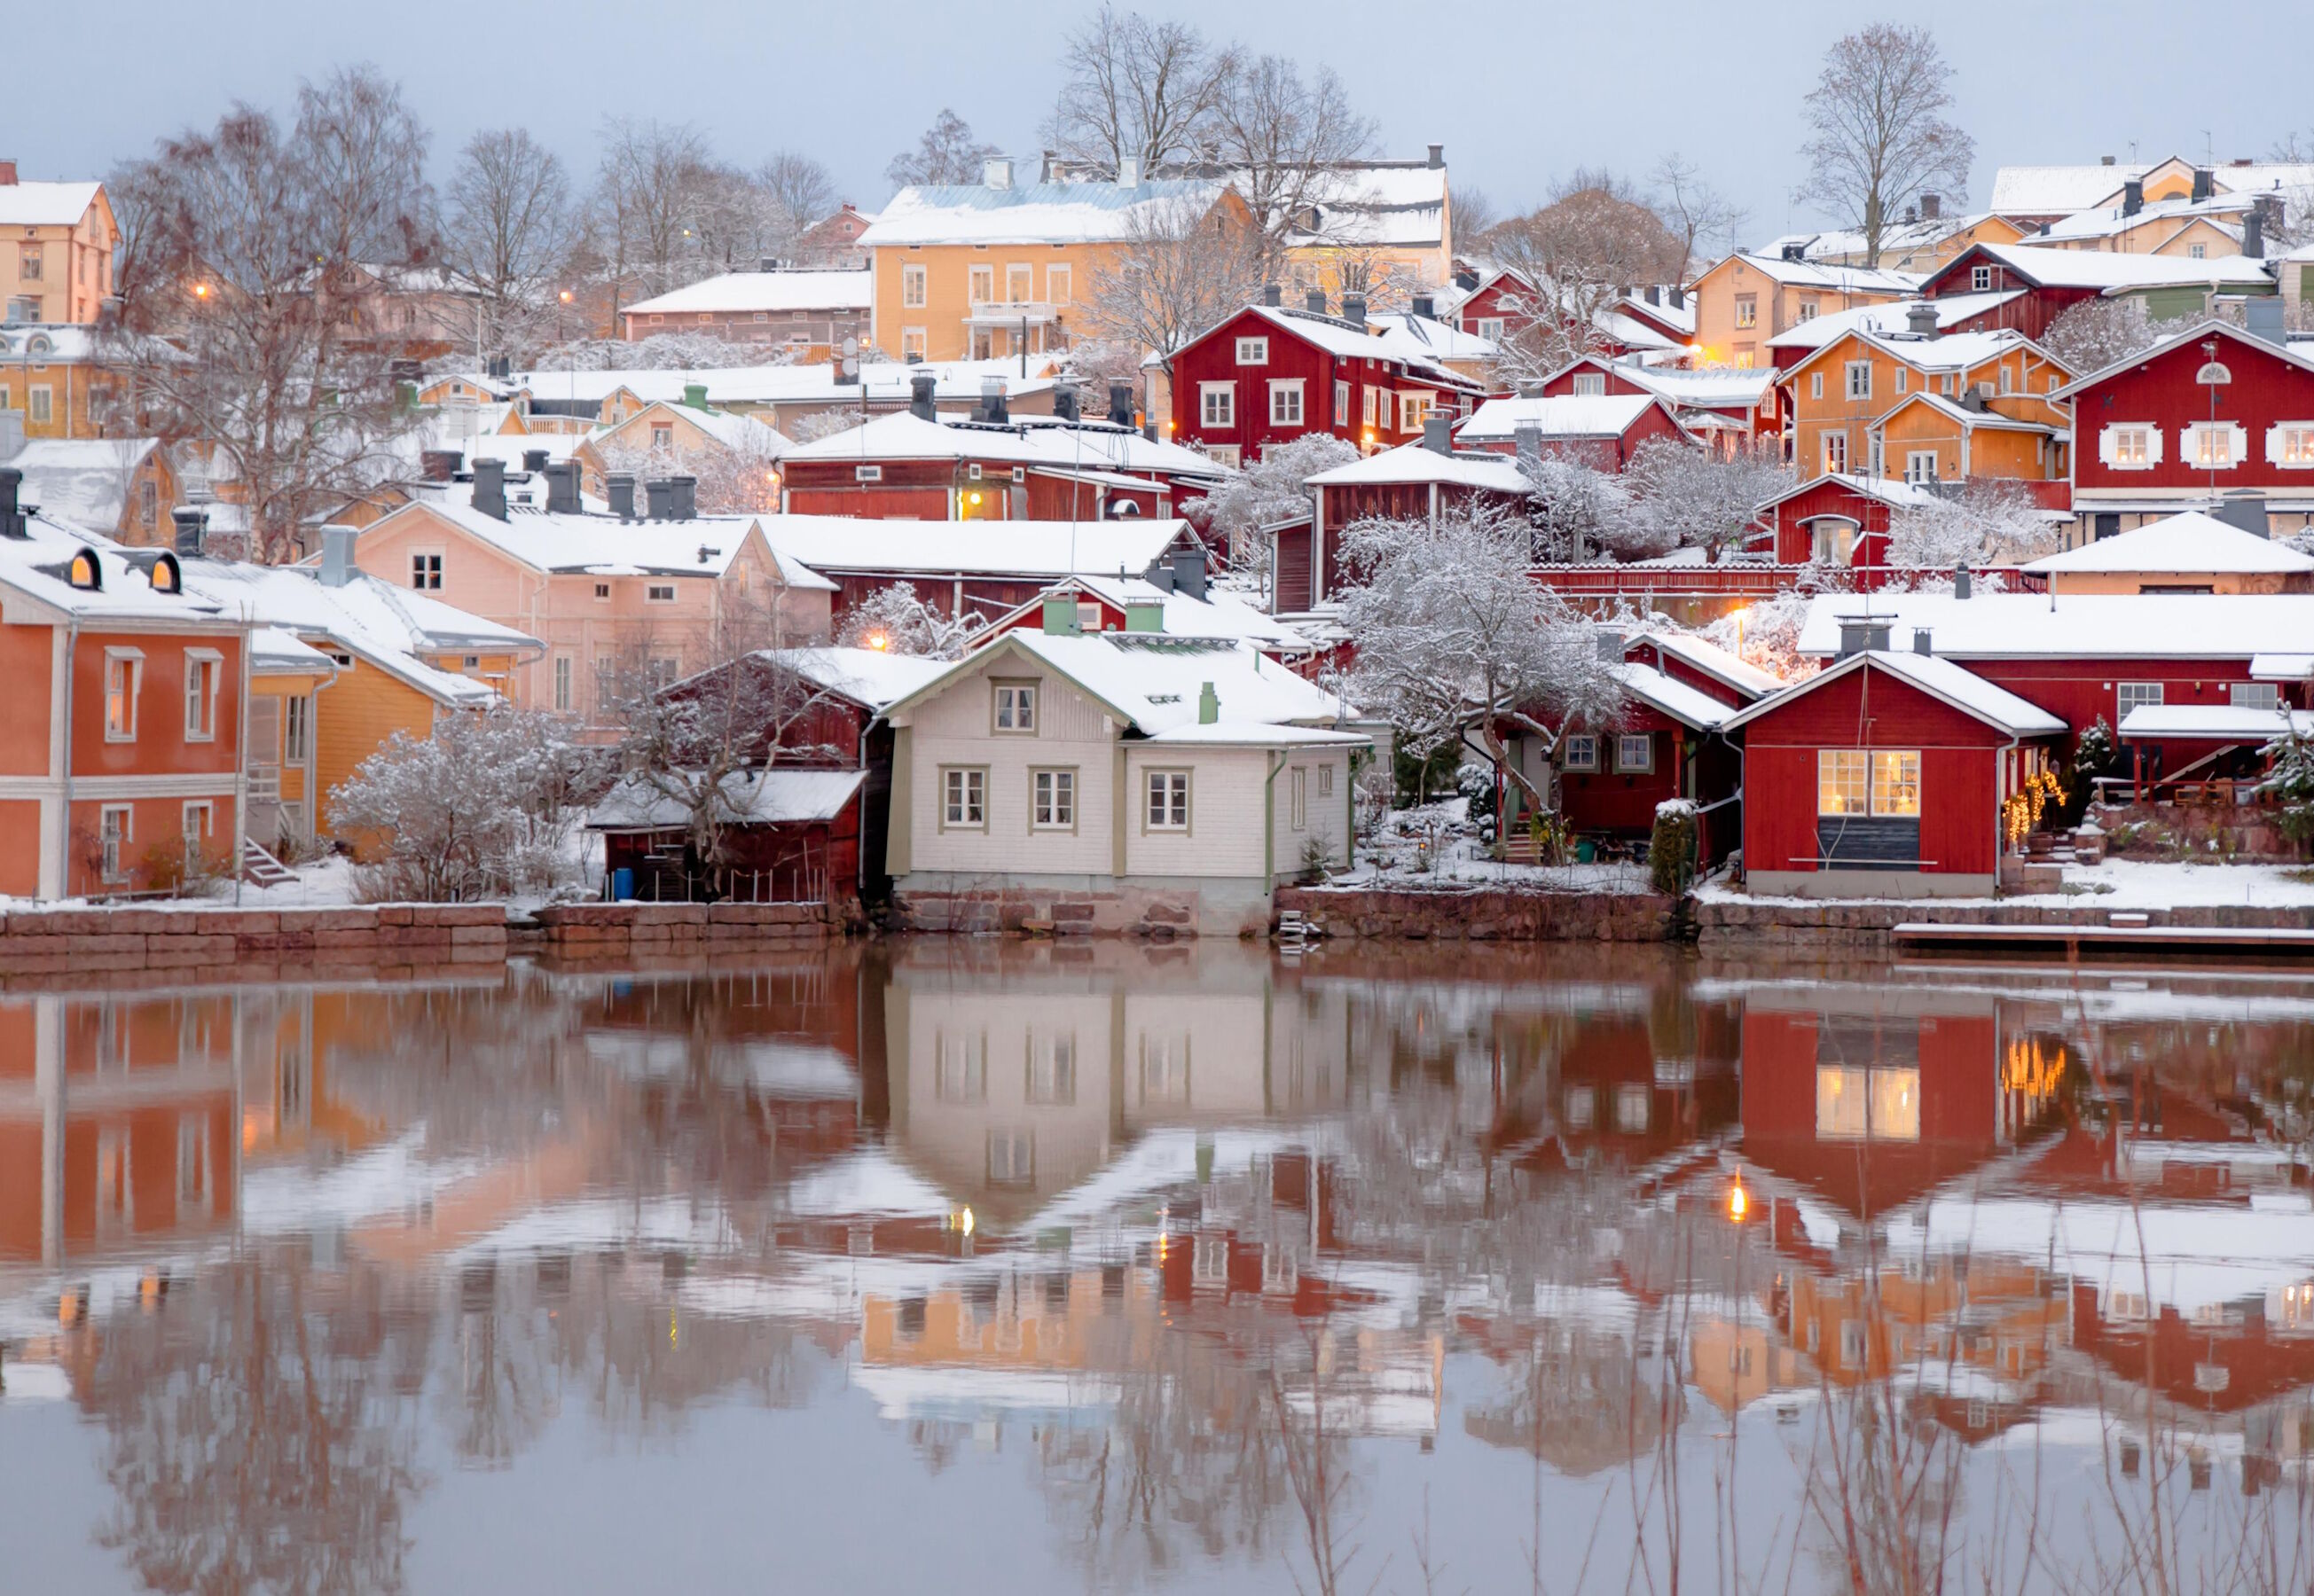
[1687,251,1918,371]
[1780,320,2072,485]
[0,472,250,900]
[0,166,117,325]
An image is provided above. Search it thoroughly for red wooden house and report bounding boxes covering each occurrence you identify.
[1167,294,1485,467]
[1455,391,1693,473]
[1754,471,1948,566]
[1919,242,2276,342]
[1280,430,1533,612]
[2057,317,2314,542]
[1726,627,2066,898]
[1539,356,1780,444]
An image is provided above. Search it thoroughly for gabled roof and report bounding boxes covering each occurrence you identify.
[1221,303,1479,389]
[624,270,872,317]
[1369,312,1498,364]
[1303,442,1530,491]
[1777,324,2050,385]
[1543,355,1776,412]
[1698,252,1922,293]
[1755,472,1945,518]
[882,630,1365,746]
[1991,159,2314,217]
[2050,315,2314,398]
[1613,661,1734,731]
[1638,631,1785,701]
[2020,511,2314,575]
[771,646,954,709]
[1868,391,2065,436]
[1764,292,2025,354]
[1455,393,1675,444]
[2035,193,2255,245]
[1934,240,2276,293]
[1724,648,2064,738]
[608,399,792,457]
[0,180,103,228]
[486,358,1059,412]
[1760,212,1998,265]
[1261,159,1450,250]
[588,768,866,831]
[859,176,1230,246]
[1,438,163,530]
[760,514,1189,581]
[1791,591,2314,661]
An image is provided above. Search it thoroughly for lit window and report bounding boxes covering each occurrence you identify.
[1817,750,1869,817]
[993,682,1037,732]
[1561,734,1598,772]
[105,649,142,740]
[1031,768,1074,828]
[1870,752,1920,817]
[1822,432,1847,474]
[1733,294,1756,329]
[2273,425,2314,466]
[1146,770,1189,830]
[1817,1066,1921,1142]
[2185,422,2240,469]
[1235,336,1269,364]
[941,767,986,829]
[901,327,927,359]
[2105,425,2155,468]
[1398,391,1430,432]
[1334,379,1349,426]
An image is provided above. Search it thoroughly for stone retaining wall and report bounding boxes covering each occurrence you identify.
[533,901,836,958]
[0,904,506,981]
[1697,897,2314,951]
[1278,887,1678,942]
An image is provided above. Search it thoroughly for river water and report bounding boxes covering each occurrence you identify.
[2,943,2311,1594]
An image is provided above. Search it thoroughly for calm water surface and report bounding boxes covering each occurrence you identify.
[4,943,2313,1594]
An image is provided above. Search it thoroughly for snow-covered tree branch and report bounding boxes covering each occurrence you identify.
[1886,478,2060,568]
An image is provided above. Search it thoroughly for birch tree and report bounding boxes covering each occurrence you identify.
[1338,505,1623,812]
[1800,25,1974,269]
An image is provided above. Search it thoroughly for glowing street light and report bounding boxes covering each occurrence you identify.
[1728,1183,1749,1223]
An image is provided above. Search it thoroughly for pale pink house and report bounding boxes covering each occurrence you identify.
[353,471,835,728]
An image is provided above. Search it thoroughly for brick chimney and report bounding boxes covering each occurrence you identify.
[0,160,16,186]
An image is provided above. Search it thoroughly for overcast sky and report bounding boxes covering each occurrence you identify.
[14,0,2309,246]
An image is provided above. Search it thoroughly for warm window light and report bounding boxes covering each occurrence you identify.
[960,1207,976,1236]
[1728,1183,1749,1223]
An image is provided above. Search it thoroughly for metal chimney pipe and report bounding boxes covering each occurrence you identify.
[472,458,507,520]
[608,473,636,520]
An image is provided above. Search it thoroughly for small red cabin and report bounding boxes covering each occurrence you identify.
[1728,638,2065,898]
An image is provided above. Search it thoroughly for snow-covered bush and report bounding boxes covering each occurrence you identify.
[329,709,600,901]
[1886,477,2060,568]
[2037,299,2177,378]
[523,332,812,372]
[787,409,870,445]
[1707,588,1819,682]
[2261,726,2314,852]
[1619,438,1792,564]
[1648,799,1698,896]
[1520,449,1633,562]
[835,584,984,660]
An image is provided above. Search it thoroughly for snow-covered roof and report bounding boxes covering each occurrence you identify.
[1960,241,2276,292]
[624,270,873,317]
[985,575,1312,653]
[1871,392,2063,435]
[2035,193,2255,245]
[1706,253,1921,293]
[611,399,792,458]
[1228,304,1476,389]
[2051,316,2314,399]
[1,438,161,530]
[1456,392,1667,443]
[454,433,584,470]
[780,409,1225,477]
[859,176,1229,247]
[1763,292,2025,354]
[587,768,866,831]
[1592,309,1685,352]
[1369,312,1497,364]
[1791,592,2314,661]
[761,513,1188,580]
[2022,512,2314,575]
[1761,212,1996,264]
[0,179,102,228]
[2251,653,2314,681]
[1615,661,1734,730]
[772,645,950,708]
[1640,630,1785,701]
[490,358,1058,412]
[1726,647,2064,738]
[1779,324,2042,383]
[1303,442,1530,492]
[0,512,231,624]
[1618,365,1775,411]
[177,557,539,706]
[885,631,1366,744]
[393,497,835,590]
[1758,472,1945,516]
[1991,160,2314,217]
[2116,704,2312,742]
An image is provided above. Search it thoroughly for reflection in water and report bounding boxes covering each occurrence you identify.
[4,946,2314,1592]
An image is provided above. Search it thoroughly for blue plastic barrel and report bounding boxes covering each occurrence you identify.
[611,867,635,901]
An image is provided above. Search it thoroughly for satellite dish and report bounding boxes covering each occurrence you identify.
[843,357,859,376]
[842,336,860,357]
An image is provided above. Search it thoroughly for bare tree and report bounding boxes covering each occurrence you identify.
[1208,55,1377,270]
[1651,153,1746,280]
[886,109,1001,188]
[101,65,437,561]
[1079,192,1263,375]
[1886,476,2061,567]
[1620,435,1792,563]
[757,152,838,260]
[443,128,579,362]
[1486,170,1689,382]
[1800,24,1975,269]
[1450,184,1502,247]
[592,118,719,321]
[1044,5,1236,176]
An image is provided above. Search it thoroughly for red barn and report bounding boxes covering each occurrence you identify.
[1919,242,2276,343]
[2058,317,2314,542]
[1727,632,2065,898]
[1167,296,1484,466]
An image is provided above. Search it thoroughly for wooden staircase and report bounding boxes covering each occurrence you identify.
[241,838,298,888]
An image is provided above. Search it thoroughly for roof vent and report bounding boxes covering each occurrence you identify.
[909,371,937,420]
[1305,288,1328,315]
[1117,154,1142,187]
[1339,293,1367,327]
[645,479,674,520]
[472,458,507,520]
[984,157,1013,191]
[1422,413,1451,455]
[0,466,23,540]
[1410,293,1434,319]
[1954,565,1973,599]
[1053,387,1079,423]
[1107,380,1134,429]
[1912,626,1934,655]
[669,474,697,521]
[171,505,208,559]
[1781,241,1807,262]
[522,448,549,473]
[1261,283,1282,308]
[2217,489,2270,539]
[979,375,1008,425]
[1197,681,1219,724]
[1905,301,1939,339]
[544,460,583,514]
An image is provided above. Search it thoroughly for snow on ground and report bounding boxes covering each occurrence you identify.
[1699,857,2314,910]
[1325,797,1656,894]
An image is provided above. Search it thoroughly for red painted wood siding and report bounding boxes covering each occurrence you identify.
[1560,720,1687,833]
[1918,251,2099,341]
[2072,330,2314,497]
[1168,307,1466,460]
[1768,478,1898,564]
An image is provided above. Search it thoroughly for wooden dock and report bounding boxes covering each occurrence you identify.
[1893,921,2314,956]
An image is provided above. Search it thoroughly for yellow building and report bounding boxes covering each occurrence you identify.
[860,161,1257,364]
[1688,252,1919,371]
[1781,321,2072,484]
[1763,209,2026,277]
[0,168,116,325]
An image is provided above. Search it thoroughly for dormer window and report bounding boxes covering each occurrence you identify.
[67,548,103,590]
[150,552,182,594]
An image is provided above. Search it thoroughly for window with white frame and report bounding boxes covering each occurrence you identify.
[1822,432,1847,474]
[1561,733,1598,771]
[99,804,131,881]
[2188,242,2207,260]
[183,650,222,741]
[993,681,1037,732]
[1399,391,1430,432]
[853,463,883,482]
[1318,764,1334,796]
[901,264,927,308]
[1615,733,1654,773]
[1871,752,1921,817]
[1361,387,1379,427]
[182,800,213,864]
[1818,751,1870,816]
[1235,335,1268,365]
[901,327,927,360]
[1573,372,1606,396]
[936,1030,986,1100]
[1289,766,1307,830]
[410,552,442,591]
[968,264,992,303]
[1027,1030,1076,1104]
[2268,424,2314,466]
[1031,768,1075,829]
[1269,379,1304,426]
[29,386,52,424]
[1006,262,1032,302]
[553,656,572,712]
[1145,769,1189,830]
[1997,364,2013,395]
[2116,682,2164,718]
[1905,449,1939,484]
[105,648,142,740]
[1809,372,1824,400]
[1199,382,1235,428]
[2185,421,2245,469]
[1734,294,1757,329]
[1894,367,1909,395]
[1844,361,1872,401]
[1047,263,1071,304]
[1477,317,1504,340]
[284,694,310,761]
[1972,265,1993,291]
[987,1130,1034,1185]
[1940,372,1956,395]
[940,767,987,829]
[651,424,673,450]
[1204,443,1241,468]
[2232,682,2283,710]
[1334,379,1349,426]
[2101,424,2159,468]
[1811,518,1858,565]
[1796,300,1819,323]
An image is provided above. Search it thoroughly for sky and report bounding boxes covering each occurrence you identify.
[12,0,2310,248]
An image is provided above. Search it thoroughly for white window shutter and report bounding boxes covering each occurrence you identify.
[2097,426,2117,466]
[2268,423,2287,464]
[2145,426,2163,466]
[2229,422,2248,462]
